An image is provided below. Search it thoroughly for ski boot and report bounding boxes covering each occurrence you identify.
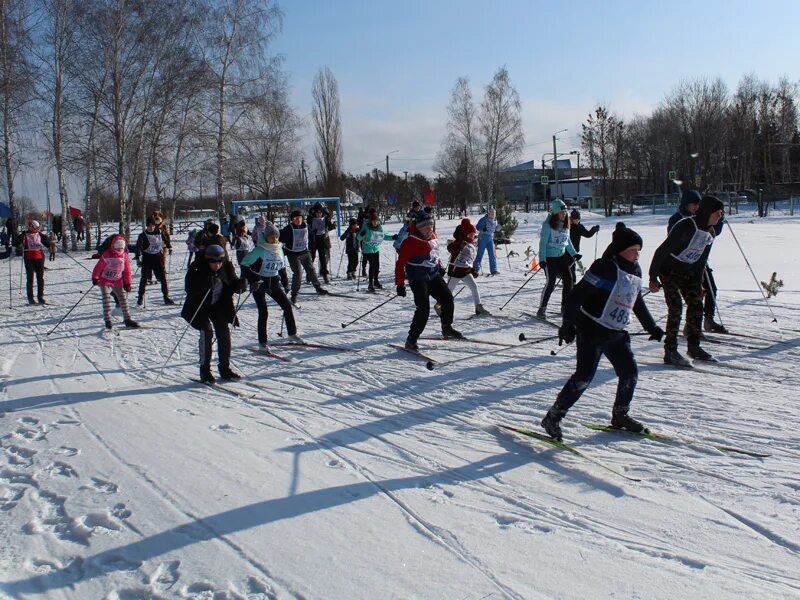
[367,284,375,293]
[541,410,563,441]
[37,297,47,305]
[404,336,419,351]
[704,319,728,334]
[664,349,692,367]
[287,334,306,344]
[164,297,176,305]
[124,319,141,329]
[27,297,36,305]
[442,325,465,340]
[218,365,241,381]
[611,410,649,434]
[104,319,113,330]
[536,307,547,319]
[688,345,717,362]
[137,296,144,307]
[323,275,330,284]
[200,365,215,384]
[290,293,299,305]
[315,287,329,295]
[475,303,491,316]
[374,281,383,290]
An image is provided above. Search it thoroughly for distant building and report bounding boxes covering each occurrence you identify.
[499,159,573,211]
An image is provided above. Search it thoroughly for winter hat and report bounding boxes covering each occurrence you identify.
[263,220,279,240]
[289,209,302,220]
[414,210,434,230]
[681,189,702,207]
[112,236,126,251]
[29,220,40,231]
[207,222,220,235]
[460,218,477,239]
[606,224,643,256]
[204,219,214,230]
[695,195,724,227]
[570,209,581,220]
[551,199,567,214]
[205,244,225,263]
[348,218,357,226]
[146,217,156,227]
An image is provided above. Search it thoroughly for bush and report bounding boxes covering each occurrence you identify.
[495,194,518,240]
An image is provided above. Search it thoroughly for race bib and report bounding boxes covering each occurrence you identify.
[258,246,284,277]
[101,257,125,281]
[363,235,382,253]
[25,233,42,250]
[592,268,641,330]
[144,232,163,254]
[673,228,713,264]
[548,227,569,253]
[454,243,477,269]
[291,228,308,252]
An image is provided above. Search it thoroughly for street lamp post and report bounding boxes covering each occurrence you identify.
[552,129,568,199]
[386,150,399,178]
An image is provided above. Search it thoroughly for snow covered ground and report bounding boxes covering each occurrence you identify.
[1,208,798,600]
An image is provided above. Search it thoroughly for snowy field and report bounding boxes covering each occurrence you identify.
[1,209,799,599]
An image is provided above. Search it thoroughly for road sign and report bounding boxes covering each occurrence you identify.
[540,176,549,185]
[668,171,676,180]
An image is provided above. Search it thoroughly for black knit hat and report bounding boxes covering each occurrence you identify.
[695,195,724,227]
[289,209,302,219]
[606,223,643,256]
[570,209,581,220]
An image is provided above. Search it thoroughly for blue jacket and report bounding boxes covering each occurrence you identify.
[539,219,577,261]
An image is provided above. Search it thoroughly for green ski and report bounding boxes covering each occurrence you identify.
[497,424,641,482]
[582,423,771,458]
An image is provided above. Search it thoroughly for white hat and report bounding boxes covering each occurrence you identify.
[30,220,40,230]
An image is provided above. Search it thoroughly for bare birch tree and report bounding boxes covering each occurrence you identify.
[311,65,342,197]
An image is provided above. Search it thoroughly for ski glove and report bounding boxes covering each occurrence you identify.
[558,322,576,345]
[591,225,600,233]
[237,278,247,293]
[396,285,406,297]
[123,283,132,293]
[92,278,100,286]
[572,254,582,262]
[648,326,665,342]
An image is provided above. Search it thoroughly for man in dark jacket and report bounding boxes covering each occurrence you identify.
[569,209,599,280]
[668,189,726,333]
[279,209,328,303]
[307,202,336,283]
[182,244,246,382]
[649,195,725,366]
[134,217,174,305]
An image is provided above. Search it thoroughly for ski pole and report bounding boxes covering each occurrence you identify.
[505,244,512,272]
[157,287,211,377]
[46,286,95,335]
[336,244,345,278]
[279,313,285,337]
[724,219,778,322]
[426,331,560,371]
[18,254,23,296]
[8,254,12,308]
[341,294,396,329]
[499,270,541,311]
[594,232,598,261]
[703,268,727,332]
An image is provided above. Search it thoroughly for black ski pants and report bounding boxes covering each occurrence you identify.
[409,275,454,340]
[703,267,717,319]
[539,253,574,313]
[365,253,380,285]
[309,235,330,277]
[25,258,45,301]
[346,251,359,275]
[253,277,296,344]
[138,255,169,300]
[552,328,637,417]
[198,307,231,369]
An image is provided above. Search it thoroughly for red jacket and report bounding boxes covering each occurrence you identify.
[92,236,132,289]
[395,231,443,286]
[17,230,48,261]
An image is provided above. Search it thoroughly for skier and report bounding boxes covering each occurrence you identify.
[357,208,393,291]
[151,211,172,280]
[194,221,229,263]
[48,233,57,262]
[395,210,462,349]
[91,234,140,330]
[568,209,599,280]
[15,220,50,304]
[251,215,266,246]
[181,244,246,382]
[540,225,663,441]
[473,208,500,275]
[185,228,198,266]
[134,217,175,306]
[649,195,725,366]
[446,218,490,315]
[668,189,727,333]
[340,218,360,280]
[231,217,254,278]
[308,203,335,284]
[279,209,328,304]
[537,199,580,318]
[240,221,302,346]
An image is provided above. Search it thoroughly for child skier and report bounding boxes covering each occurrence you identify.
[357,208,394,292]
[474,208,500,275]
[279,209,328,304]
[240,221,302,346]
[340,218,360,279]
[446,218,490,315]
[648,195,725,366]
[134,217,174,305]
[48,234,57,262]
[308,203,336,284]
[395,210,463,349]
[568,209,599,279]
[540,225,663,441]
[537,199,580,318]
[231,217,254,278]
[15,220,50,304]
[181,244,247,382]
[92,235,140,330]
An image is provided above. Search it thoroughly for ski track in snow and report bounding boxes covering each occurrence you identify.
[1,212,799,599]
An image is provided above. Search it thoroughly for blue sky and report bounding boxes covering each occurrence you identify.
[274,0,799,176]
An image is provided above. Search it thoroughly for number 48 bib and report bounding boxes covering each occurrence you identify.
[594,267,641,330]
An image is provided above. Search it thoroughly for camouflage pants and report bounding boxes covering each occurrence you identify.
[661,270,703,351]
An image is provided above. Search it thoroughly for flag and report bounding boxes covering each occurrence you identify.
[387,193,397,206]
[69,206,82,218]
[423,188,435,205]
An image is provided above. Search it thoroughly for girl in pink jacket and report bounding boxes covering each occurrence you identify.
[91,235,139,330]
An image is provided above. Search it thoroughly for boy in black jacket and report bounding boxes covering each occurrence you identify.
[134,217,174,305]
[340,218,360,280]
[541,225,664,441]
[279,210,328,303]
[181,244,247,382]
[569,209,599,279]
[648,196,724,366]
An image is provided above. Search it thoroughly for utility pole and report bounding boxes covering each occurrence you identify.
[552,135,559,200]
[386,154,389,178]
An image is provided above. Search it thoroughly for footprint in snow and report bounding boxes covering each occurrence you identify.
[112,502,132,520]
[19,416,39,425]
[45,461,78,478]
[88,477,118,494]
[149,559,180,590]
[210,423,243,434]
[0,486,25,511]
[90,554,142,573]
[176,408,197,417]
[112,588,169,600]
[53,418,80,426]
[57,446,79,457]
